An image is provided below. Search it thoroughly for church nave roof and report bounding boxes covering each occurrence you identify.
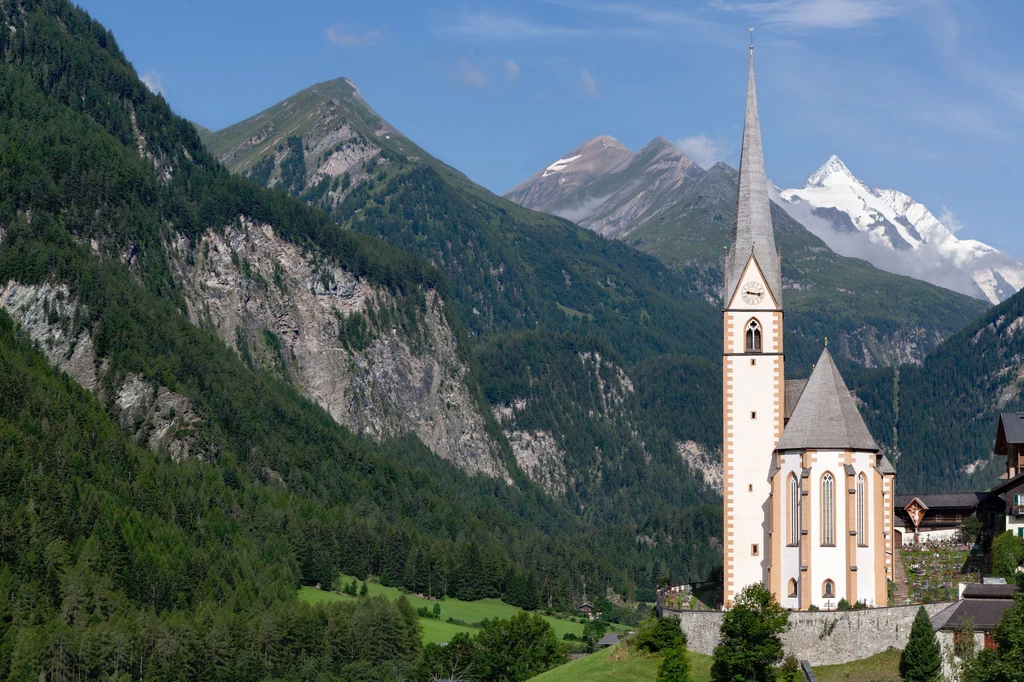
[775,347,879,452]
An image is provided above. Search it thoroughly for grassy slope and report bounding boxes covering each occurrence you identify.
[298,580,629,641]
[533,644,899,682]
[531,645,714,682]
[814,648,901,682]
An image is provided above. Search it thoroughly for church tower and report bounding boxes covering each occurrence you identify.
[722,43,784,608]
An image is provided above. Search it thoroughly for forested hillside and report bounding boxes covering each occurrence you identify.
[203,78,726,554]
[0,5,726,672]
[850,286,1024,493]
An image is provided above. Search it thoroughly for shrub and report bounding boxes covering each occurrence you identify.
[634,617,686,654]
[657,646,691,682]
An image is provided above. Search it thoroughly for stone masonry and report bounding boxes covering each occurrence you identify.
[661,603,952,666]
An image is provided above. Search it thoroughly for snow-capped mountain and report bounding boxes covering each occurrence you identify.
[779,156,1024,304]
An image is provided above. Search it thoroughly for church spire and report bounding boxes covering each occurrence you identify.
[725,40,781,305]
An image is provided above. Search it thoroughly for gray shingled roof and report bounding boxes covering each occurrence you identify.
[876,455,896,475]
[894,493,986,510]
[1001,412,1024,444]
[962,584,1020,599]
[934,599,1018,632]
[775,348,879,452]
[724,47,781,306]
[785,379,807,420]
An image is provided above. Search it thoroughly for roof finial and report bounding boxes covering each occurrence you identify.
[824,336,829,348]
[749,27,754,51]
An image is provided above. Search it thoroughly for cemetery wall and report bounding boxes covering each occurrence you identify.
[661,602,953,666]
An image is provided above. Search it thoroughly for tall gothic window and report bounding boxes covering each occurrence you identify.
[823,579,835,599]
[788,578,798,598]
[821,473,835,546]
[789,474,800,546]
[745,319,762,352]
[856,474,867,547]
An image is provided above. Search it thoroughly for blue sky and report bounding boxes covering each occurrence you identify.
[78,0,1024,255]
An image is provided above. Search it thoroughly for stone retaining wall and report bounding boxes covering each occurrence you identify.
[661,602,952,666]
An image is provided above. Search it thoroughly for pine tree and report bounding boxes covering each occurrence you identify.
[900,606,941,682]
[658,646,691,682]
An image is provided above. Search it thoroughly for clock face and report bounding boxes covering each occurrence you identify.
[741,281,765,305]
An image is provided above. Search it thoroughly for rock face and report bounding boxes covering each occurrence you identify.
[168,218,506,479]
[676,440,722,493]
[505,430,568,497]
[0,280,207,460]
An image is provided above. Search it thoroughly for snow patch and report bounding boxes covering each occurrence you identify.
[542,154,582,177]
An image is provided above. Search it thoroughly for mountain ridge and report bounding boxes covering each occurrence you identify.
[505,134,990,369]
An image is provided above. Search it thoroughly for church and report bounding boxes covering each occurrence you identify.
[721,45,897,610]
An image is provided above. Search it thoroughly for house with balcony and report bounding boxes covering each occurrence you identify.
[992,412,1024,537]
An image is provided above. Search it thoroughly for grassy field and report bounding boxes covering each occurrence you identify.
[299,577,628,643]
[814,648,901,682]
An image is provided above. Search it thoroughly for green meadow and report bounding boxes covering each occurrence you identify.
[298,576,631,643]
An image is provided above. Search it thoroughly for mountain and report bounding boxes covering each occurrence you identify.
[203,79,728,564]
[505,136,990,369]
[779,155,1024,304]
[507,135,702,239]
[0,2,743,669]
[0,0,725,629]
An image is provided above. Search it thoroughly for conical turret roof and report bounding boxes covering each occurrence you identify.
[775,347,879,452]
[725,46,781,305]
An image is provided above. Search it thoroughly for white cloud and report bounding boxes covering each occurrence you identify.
[675,135,726,169]
[580,69,598,97]
[140,70,165,96]
[439,12,591,40]
[938,206,966,233]
[326,24,383,47]
[455,59,488,88]
[715,0,900,30]
[504,59,521,82]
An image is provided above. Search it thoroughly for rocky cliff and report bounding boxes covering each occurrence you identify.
[0,280,209,461]
[167,217,506,479]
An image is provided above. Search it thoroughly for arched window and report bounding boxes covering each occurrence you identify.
[788,578,798,598]
[856,473,867,547]
[821,473,835,546]
[823,579,835,599]
[789,474,800,546]
[745,319,762,352]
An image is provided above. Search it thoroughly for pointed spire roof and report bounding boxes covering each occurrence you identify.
[725,45,781,305]
[775,347,879,452]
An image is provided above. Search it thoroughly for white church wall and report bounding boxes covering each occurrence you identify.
[723,351,777,602]
[778,454,803,609]
[806,449,850,609]
[853,452,879,606]
[723,256,783,605]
